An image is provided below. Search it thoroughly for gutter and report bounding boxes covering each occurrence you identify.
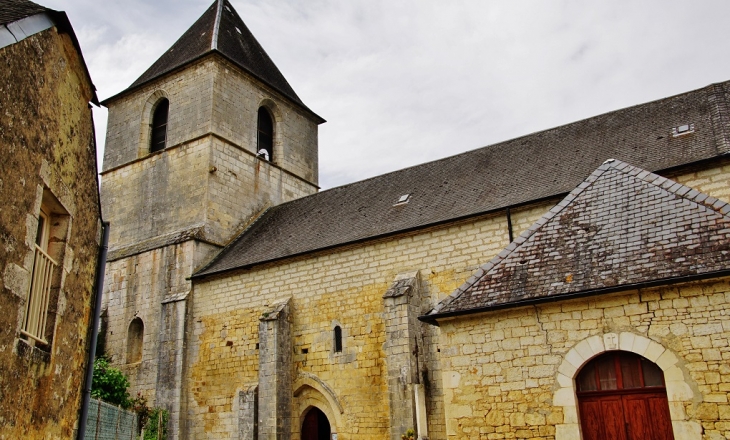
[76,221,110,440]
[418,268,730,326]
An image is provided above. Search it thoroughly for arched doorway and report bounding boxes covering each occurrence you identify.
[301,407,330,440]
[576,351,674,440]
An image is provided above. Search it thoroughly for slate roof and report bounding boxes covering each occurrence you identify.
[194,80,730,278]
[103,0,322,122]
[0,0,46,25]
[423,159,730,321]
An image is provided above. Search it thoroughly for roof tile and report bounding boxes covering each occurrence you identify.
[195,80,730,278]
[427,160,730,317]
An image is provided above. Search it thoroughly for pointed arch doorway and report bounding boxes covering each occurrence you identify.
[576,351,674,440]
[301,407,331,440]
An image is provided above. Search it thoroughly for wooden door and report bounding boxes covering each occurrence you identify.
[302,407,331,440]
[576,352,674,440]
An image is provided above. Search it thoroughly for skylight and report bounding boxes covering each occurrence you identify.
[394,194,411,206]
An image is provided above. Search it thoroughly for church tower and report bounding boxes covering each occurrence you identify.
[98,1,324,437]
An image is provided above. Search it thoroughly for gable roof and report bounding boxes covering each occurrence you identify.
[0,0,46,25]
[194,80,730,279]
[102,0,322,122]
[422,159,730,323]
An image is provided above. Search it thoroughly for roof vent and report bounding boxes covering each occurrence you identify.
[394,194,411,206]
[235,27,242,34]
[672,123,694,137]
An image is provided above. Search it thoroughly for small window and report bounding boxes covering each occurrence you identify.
[257,107,273,161]
[333,326,342,353]
[150,98,169,153]
[126,317,144,363]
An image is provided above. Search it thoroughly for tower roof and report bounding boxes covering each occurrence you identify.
[103,0,322,121]
[424,159,730,322]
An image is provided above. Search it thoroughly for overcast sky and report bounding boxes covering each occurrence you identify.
[41,0,730,189]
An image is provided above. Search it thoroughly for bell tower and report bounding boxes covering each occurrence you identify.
[98,1,324,437]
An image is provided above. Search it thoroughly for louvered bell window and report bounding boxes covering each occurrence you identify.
[150,99,169,153]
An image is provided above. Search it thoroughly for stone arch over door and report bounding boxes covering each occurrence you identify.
[293,373,342,440]
[553,332,701,440]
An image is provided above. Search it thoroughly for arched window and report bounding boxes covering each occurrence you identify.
[150,98,169,153]
[576,351,673,439]
[257,107,273,161]
[333,326,342,353]
[126,317,144,363]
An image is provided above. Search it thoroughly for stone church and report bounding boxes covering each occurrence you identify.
[99,1,730,439]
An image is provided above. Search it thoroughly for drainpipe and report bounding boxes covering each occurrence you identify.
[77,221,110,440]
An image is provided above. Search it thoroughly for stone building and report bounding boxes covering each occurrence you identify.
[0,0,103,438]
[99,1,730,439]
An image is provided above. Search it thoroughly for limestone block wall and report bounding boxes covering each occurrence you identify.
[101,139,211,251]
[101,240,216,405]
[0,27,101,439]
[205,136,318,245]
[102,59,216,171]
[211,58,320,184]
[182,160,730,440]
[436,278,730,440]
[188,211,513,440]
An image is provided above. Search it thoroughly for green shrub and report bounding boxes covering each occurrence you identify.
[90,357,131,408]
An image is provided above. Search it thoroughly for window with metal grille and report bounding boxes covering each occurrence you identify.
[334,326,342,353]
[150,98,169,153]
[257,107,273,161]
[22,208,57,345]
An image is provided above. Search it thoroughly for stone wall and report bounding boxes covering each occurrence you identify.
[188,209,515,439]
[101,239,218,438]
[101,55,319,254]
[0,26,101,439]
[185,160,730,440]
[436,278,730,440]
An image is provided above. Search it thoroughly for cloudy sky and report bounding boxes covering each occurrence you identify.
[41,0,730,189]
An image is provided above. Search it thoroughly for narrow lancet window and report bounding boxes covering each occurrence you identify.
[334,326,342,353]
[150,99,169,153]
[257,107,273,161]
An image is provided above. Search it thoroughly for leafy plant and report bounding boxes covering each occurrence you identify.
[401,428,416,440]
[90,357,131,408]
[129,393,151,433]
[144,407,169,440]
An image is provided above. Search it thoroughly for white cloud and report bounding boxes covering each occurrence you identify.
[43,0,730,188]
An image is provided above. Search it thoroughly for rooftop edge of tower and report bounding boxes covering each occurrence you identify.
[100,0,324,124]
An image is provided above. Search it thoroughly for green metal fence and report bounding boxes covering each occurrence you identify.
[84,398,138,440]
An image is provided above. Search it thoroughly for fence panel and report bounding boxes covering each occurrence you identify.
[85,398,138,440]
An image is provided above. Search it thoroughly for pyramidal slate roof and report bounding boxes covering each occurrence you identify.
[104,0,321,121]
[194,80,730,278]
[423,159,730,322]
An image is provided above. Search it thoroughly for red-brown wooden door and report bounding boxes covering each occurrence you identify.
[576,352,674,440]
[302,407,331,440]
